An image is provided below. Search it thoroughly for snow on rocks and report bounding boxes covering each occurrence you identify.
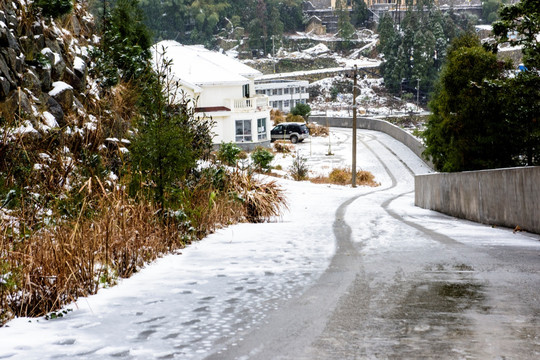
[303,43,330,56]
[41,111,59,129]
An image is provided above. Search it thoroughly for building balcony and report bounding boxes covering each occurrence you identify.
[226,95,269,112]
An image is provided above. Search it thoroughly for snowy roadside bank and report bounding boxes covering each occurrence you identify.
[0,178,358,359]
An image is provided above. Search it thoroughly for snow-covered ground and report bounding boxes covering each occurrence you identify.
[1,129,539,360]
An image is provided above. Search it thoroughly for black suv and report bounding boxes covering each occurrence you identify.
[270,122,310,143]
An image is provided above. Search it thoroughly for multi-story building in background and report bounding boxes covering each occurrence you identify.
[255,80,310,113]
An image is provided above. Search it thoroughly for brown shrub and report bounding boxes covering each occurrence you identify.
[271,109,285,125]
[0,168,287,325]
[285,114,305,123]
[307,123,329,137]
[273,140,293,153]
[311,168,379,187]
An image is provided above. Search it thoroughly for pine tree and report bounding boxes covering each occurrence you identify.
[492,0,540,165]
[335,0,355,49]
[423,34,510,171]
[130,50,214,209]
[351,0,368,27]
[92,0,152,87]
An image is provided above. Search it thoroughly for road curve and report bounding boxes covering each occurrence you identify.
[205,128,540,360]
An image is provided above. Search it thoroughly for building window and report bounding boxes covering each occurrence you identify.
[243,84,250,98]
[278,100,283,109]
[277,89,283,95]
[284,100,290,108]
[257,118,267,140]
[236,120,252,142]
[284,88,289,94]
[272,88,278,95]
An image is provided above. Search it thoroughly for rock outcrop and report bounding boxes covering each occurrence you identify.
[0,0,96,132]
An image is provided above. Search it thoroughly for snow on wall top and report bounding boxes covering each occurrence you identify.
[153,40,261,87]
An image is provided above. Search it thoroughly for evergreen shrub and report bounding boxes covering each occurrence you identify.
[35,0,73,18]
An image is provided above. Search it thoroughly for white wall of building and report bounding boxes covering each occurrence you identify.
[155,41,271,149]
[255,80,309,113]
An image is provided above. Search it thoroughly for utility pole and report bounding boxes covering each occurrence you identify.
[416,78,420,112]
[272,35,276,74]
[352,65,357,188]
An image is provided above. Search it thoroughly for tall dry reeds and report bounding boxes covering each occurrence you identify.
[0,167,286,325]
[0,179,182,324]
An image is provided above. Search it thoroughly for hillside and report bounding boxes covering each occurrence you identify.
[0,1,96,134]
[0,0,285,325]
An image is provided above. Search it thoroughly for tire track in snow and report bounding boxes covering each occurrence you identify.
[358,131,463,248]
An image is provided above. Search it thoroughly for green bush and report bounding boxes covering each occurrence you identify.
[35,0,73,18]
[291,103,311,121]
[217,142,242,166]
[251,147,274,172]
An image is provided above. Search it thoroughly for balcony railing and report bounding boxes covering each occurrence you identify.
[227,95,269,112]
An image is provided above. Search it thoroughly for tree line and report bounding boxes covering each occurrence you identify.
[377,1,477,97]
[423,0,539,172]
[111,0,306,50]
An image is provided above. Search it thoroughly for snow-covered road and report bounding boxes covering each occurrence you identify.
[1,128,539,359]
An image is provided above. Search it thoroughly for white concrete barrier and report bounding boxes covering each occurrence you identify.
[415,167,540,234]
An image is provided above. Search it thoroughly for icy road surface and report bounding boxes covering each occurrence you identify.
[1,128,539,359]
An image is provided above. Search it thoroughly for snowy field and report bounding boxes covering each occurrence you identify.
[1,129,539,360]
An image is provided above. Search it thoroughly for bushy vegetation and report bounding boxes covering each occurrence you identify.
[311,168,378,187]
[35,0,73,18]
[424,0,540,171]
[217,142,243,166]
[271,109,285,125]
[378,1,477,96]
[307,123,329,137]
[289,154,309,181]
[136,0,304,50]
[273,140,293,154]
[251,147,274,173]
[290,103,311,122]
[0,0,286,325]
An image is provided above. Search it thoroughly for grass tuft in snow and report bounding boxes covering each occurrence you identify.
[311,167,379,187]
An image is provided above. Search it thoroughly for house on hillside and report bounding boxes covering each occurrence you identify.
[152,40,271,150]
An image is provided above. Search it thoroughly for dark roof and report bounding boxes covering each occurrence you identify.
[195,106,231,113]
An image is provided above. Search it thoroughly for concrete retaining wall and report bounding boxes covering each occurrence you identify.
[310,115,433,169]
[415,167,540,234]
[310,115,539,234]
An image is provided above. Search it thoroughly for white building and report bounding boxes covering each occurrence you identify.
[153,41,271,149]
[254,80,309,113]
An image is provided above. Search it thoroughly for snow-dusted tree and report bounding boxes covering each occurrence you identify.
[335,0,355,49]
[34,0,72,18]
[130,50,214,210]
[92,0,152,87]
[492,0,540,165]
[424,34,511,171]
[351,0,368,27]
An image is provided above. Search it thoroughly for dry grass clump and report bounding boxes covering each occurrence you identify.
[1,185,181,323]
[228,171,287,223]
[271,109,285,125]
[311,167,379,187]
[273,140,294,153]
[285,113,305,123]
[0,167,286,325]
[307,123,329,137]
